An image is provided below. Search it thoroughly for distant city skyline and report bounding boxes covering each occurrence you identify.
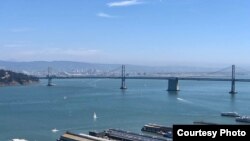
[0,0,250,66]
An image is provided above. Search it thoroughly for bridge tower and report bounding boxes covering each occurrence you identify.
[229,65,237,94]
[120,65,127,89]
[167,77,179,91]
[47,67,53,86]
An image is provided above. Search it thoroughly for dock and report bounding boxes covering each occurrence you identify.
[58,129,168,141]
[90,129,168,141]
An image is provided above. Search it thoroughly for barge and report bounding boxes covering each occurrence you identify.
[235,116,250,123]
[221,112,240,117]
[141,124,173,138]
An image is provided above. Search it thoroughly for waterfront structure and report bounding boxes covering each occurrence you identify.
[89,129,168,141]
[58,129,169,141]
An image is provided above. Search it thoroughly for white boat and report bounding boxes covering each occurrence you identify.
[235,116,250,123]
[52,128,59,133]
[93,112,97,119]
[12,139,28,141]
[221,112,240,117]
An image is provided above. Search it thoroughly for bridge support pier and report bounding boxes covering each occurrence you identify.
[167,78,179,91]
[229,65,237,94]
[47,77,53,86]
[120,65,127,89]
[47,67,53,86]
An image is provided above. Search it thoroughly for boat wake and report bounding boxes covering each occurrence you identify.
[93,112,98,120]
[1,100,53,106]
[11,139,28,141]
[177,98,193,104]
[83,79,101,87]
[52,128,59,133]
[50,126,87,132]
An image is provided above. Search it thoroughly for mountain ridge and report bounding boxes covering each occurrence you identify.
[0,60,235,73]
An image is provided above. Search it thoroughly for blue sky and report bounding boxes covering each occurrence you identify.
[0,0,249,66]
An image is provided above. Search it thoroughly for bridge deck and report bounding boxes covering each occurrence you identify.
[39,76,250,82]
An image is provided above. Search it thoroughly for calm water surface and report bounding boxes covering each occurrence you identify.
[0,79,249,140]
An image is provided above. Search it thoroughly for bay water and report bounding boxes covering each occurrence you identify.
[0,79,249,140]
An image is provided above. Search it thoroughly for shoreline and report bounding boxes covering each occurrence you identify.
[0,80,39,87]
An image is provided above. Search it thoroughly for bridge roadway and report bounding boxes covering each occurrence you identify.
[39,76,250,82]
[40,65,249,93]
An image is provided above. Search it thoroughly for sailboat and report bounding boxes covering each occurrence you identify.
[93,112,97,120]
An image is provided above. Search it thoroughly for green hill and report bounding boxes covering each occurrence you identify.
[0,69,39,86]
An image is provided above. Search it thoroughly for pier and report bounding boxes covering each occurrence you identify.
[89,129,168,141]
[57,131,109,141]
[40,65,250,94]
[58,129,168,141]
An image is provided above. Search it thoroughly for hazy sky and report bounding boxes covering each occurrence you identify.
[0,0,249,66]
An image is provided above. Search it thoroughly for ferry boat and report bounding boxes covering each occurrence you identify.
[221,112,240,117]
[235,116,250,123]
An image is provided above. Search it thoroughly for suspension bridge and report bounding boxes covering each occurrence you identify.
[40,65,250,94]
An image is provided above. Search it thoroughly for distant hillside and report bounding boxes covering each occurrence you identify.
[1,61,247,78]
[0,61,119,72]
[0,69,39,86]
[0,60,221,73]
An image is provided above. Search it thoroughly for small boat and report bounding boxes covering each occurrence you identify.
[12,139,28,141]
[235,116,250,123]
[52,128,59,133]
[221,112,240,117]
[93,112,97,120]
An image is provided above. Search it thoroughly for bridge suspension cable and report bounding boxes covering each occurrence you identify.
[183,65,232,78]
[236,66,250,73]
[205,66,232,74]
